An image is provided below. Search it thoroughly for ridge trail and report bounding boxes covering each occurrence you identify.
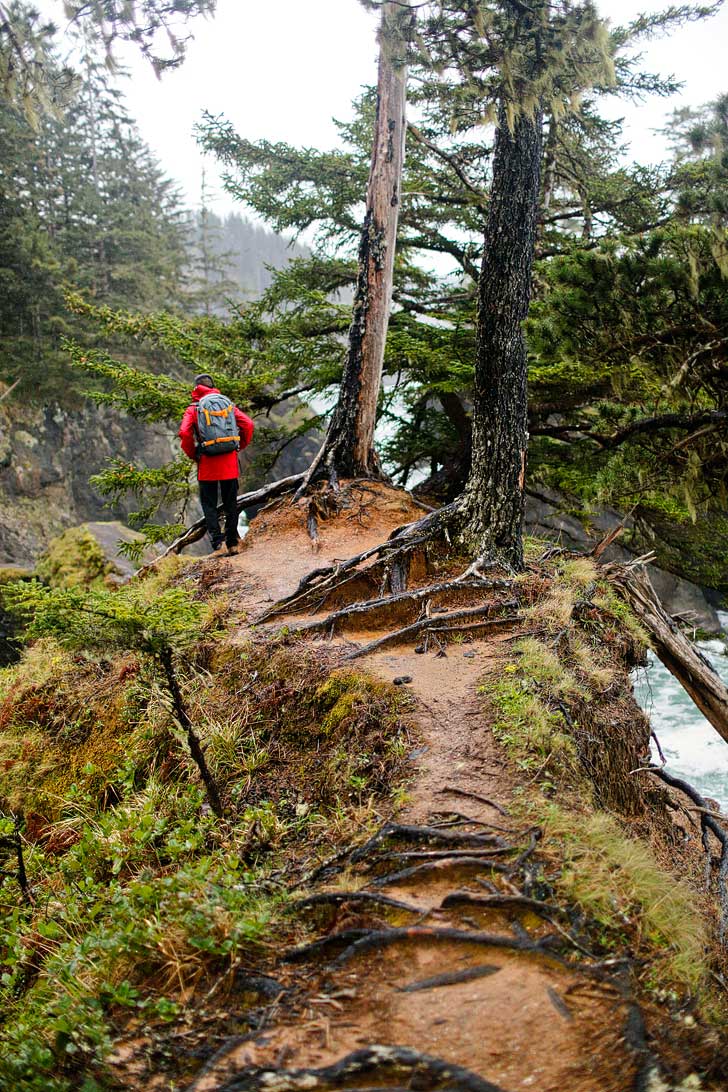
[184,482,651,1092]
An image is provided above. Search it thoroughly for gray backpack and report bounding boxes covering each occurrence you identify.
[196,393,240,456]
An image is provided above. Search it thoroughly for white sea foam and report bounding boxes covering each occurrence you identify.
[632,632,728,810]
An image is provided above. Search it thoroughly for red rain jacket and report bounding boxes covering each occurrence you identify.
[178,384,255,482]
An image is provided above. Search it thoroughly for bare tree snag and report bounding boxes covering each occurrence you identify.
[299,1,411,489]
[614,566,728,746]
[459,102,543,569]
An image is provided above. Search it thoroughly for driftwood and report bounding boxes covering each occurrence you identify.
[612,565,728,747]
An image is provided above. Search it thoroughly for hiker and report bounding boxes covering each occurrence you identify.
[179,374,255,555]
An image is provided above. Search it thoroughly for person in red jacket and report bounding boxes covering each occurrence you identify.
[178,374,255,555]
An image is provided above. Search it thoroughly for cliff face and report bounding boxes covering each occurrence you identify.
[0,399,177,567]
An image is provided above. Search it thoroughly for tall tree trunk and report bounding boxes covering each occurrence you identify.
[306,1,410,486]
[460,103,543,569]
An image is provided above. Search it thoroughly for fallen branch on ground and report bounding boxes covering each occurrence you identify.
[137,472,306,571]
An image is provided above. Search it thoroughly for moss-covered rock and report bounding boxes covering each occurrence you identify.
[35,521,149,590]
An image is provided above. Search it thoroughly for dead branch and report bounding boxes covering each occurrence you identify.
[138,472,306,571]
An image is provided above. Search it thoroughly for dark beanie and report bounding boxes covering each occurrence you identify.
[194,373,215,388]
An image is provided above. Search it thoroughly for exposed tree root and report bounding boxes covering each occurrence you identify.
[642,765,728,939]
[294,891,421,915]
[440,892,562,917]
[324,925,562,969]
[398,964,501,993]
[365,857,512,889]
[345,606,521,661]
[437,786,510,816]
[259,502,464,620]
[373,849,512,862]
[282,928,373,964]
[214,1045,508,1092]
[286,578,504,637]
[349,822,509,863]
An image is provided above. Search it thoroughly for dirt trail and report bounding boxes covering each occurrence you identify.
[187,484,651,1092]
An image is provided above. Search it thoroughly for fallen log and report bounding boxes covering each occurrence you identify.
[136,472,306,572]
[611,565,728,747]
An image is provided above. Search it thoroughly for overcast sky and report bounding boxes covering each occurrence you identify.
[54,0,728,217]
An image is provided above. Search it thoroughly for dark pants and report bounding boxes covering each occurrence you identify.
[199,478,240,550]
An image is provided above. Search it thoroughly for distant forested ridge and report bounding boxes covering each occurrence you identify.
[0,4,313,564]
[189,210,309,308]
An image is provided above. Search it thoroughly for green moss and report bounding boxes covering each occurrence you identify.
[35,526,115,590]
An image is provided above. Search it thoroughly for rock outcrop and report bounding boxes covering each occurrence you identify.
[0,399,176,567]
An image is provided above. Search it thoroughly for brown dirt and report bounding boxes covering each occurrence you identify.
[172,482,650,1092]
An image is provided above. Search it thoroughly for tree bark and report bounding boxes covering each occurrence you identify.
[460,102,543,569]
[308,0,410,483]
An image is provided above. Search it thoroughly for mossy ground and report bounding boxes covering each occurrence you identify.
[0,561,412,1092]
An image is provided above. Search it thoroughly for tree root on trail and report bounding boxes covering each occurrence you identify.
[258,500,471,620]
[294,891,422,915]
[398,964,502,993]
[440,891,562,917]
[344,606,521,660]
[349,822,509,863]
[437,786,510,816]
[373,849,512,863]
[284,579,505,637]
[214,1045,508,1092]
[304,925,562,970]
[365,857,512,890]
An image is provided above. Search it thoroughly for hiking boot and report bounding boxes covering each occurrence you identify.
[210,543,226,557]
[227,540,243,556]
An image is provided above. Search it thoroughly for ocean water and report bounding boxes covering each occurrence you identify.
[632,618,728,810]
